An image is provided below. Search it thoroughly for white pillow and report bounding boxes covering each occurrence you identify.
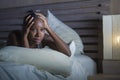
[69,41,76,58]
[0,46,72,77]
[47,10,84,55]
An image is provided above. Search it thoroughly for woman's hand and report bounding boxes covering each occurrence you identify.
[35,13,49,30]
[23,15,34,37]
[22,15,34,48]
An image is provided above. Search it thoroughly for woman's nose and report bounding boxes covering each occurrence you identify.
[35,31,41,37]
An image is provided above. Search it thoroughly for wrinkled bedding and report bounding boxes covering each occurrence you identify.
[0,55,96,80]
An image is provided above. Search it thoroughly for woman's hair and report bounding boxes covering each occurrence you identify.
[23,10,43,31]
[23,10,38,26]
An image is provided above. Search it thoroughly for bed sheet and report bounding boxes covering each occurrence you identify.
[0,55,96,80]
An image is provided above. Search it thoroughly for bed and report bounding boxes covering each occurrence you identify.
[0,0,110,80]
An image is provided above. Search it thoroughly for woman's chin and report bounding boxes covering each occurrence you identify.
[35,41,41,45]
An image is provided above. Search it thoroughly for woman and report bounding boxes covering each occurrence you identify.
[7,11,71,57]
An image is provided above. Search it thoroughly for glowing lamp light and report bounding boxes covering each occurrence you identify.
[103,15,120,60]
[116,36,120,44]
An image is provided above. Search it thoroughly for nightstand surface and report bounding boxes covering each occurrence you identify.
[103,60,120,74]
[88,74,120,80]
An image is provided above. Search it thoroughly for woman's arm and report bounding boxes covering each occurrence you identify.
[7,30,22,46]
[22,15,34,48]
[37,13,71,56]
[7,32,18,46]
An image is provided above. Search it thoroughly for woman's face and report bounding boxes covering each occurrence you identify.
[28,18,45,45]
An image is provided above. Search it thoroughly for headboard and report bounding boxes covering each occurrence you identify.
[0,0,110,73]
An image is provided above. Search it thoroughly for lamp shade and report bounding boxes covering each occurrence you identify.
[103,15,120,60]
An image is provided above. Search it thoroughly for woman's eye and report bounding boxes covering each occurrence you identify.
[30,29,37,32]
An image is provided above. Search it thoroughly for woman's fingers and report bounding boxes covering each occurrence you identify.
[24,21,34,34]
[38,16,48,27]
[25,17,34,28]
[25,13,47,30]
[27,21,34,30]
[25,15,31,22]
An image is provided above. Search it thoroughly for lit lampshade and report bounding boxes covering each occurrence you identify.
[116,36,120,44]
[103,15,120,60]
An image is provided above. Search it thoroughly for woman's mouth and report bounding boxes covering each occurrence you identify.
[34,38,41,44]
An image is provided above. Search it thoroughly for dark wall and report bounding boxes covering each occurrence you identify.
[0,0,85,9]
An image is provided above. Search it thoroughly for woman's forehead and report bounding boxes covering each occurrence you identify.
[34,18,43,23]
[32,19,44,28]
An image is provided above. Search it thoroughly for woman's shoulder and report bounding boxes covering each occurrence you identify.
[7,30,22,46]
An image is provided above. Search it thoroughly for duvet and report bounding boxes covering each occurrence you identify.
[0,55,96,80]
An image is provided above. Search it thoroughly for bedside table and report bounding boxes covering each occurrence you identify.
[88,74,120,80]
[88,60,120,80]
[103,60,120,74]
